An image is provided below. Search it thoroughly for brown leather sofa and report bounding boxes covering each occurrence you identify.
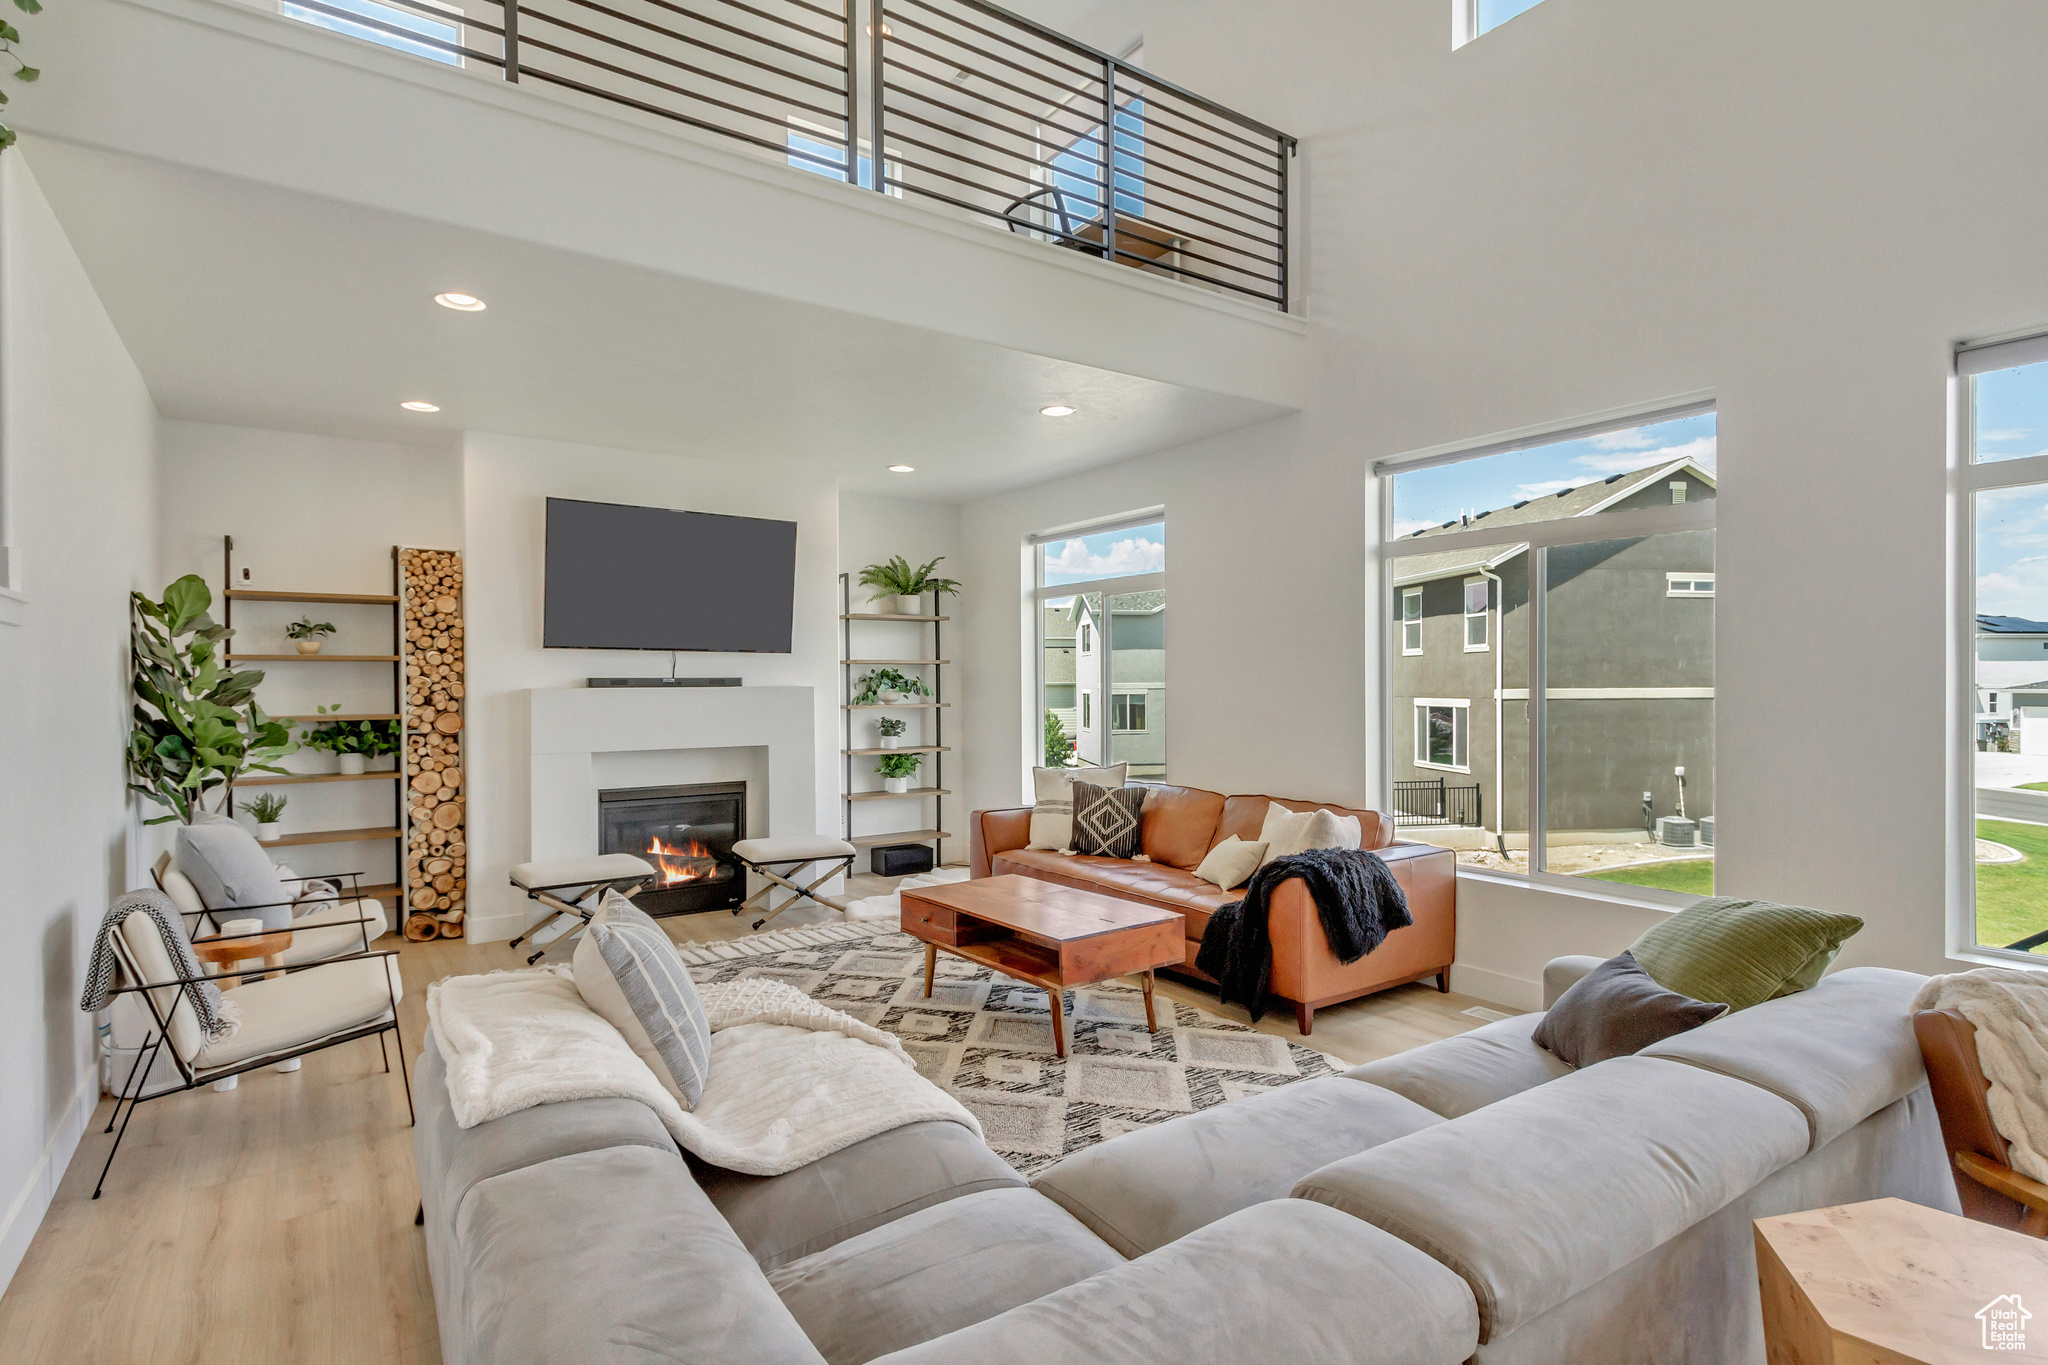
[970,786,1456,1034]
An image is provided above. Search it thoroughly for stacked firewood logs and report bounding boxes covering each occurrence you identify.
[401,548,466,941]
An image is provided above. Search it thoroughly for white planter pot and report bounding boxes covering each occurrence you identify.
[879,735,899,749]
[295,639,323,655]
[896,594,923,616]
[878,689,906,705]
[883,776,910,794]
[255,822,281,842]
[338,754,367,776]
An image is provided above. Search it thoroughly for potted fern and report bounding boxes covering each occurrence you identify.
[876,715,907,749]
[857,555,961,616]
[876,751,922,794]
[287,617,336,655]
[247,792,287,842]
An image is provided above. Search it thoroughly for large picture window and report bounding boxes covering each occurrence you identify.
[1382,401,1717,898]
[1034,514,1165,779]
[1958,332,2048,959]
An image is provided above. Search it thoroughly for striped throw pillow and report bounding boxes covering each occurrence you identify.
[572,892,713,1109]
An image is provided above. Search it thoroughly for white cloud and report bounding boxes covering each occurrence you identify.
[1392,518,1438,537]
[1589,429,1657,451]
[1570,435,1718,478]
[1515,480,1577,498]
[1044,535,1163,580]
[1982,429,2034,443]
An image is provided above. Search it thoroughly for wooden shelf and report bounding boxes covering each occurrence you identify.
[844,702,951,710]
[236,771,401,786]
[845,659,949,666]
[844,745,951,756]
[358,883,400,907]
[228,653,401,662]
[260,826,403,848]
[849,829,949,847]
[841,613,950,622]
[276,713,400,723]
[845,788,950,802]
[225,589,399,605]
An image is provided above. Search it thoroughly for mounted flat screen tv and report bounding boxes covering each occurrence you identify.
[543,497,798,653]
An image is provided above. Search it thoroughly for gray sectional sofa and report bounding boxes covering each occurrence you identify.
[413,958,1961,1364]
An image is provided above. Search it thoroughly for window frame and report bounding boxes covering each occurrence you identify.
[1111,691,1148,733]
[1401,587,1423,655]
[1666,572,1715,598]
[1413,698,1471,773]
[1030,509,1165,789]
[279,0,465,65]
[1462,577,1490,652]
[1377,393,1717,905]
[1951,330,2048,964]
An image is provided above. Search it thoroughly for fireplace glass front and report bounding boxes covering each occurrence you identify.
[597,781,745,916]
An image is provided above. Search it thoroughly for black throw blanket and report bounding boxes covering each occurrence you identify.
[1194,847,1411,1023]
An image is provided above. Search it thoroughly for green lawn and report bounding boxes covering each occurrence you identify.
[1579,859,1715,895]
[2019,781,2048,792]
[1975,819,2048,953]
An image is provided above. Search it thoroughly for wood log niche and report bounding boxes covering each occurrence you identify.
[400,548,467,940]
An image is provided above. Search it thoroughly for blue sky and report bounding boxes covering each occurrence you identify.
[1975,360,2048,617]
[1478,0,1548,35]
[1391,412,1718,537]
[1043,521,1165,588]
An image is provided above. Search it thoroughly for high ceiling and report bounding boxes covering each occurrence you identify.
[27,136,1287,502]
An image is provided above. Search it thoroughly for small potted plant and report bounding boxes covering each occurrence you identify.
[287,617,336,655]
[876,715,907,749]
[853,667,933,706]
[247,792,287,841]
[876,751,922,794]
[857,555,962,617]
[300,704,401,776]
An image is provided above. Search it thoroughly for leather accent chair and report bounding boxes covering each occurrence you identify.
[1914,1007,2048,1234]
[971,785,1456,1034]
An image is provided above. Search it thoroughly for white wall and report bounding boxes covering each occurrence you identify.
[462,432,842,941]
[963,0,2048,1007]
[0,149,159,1290]
[838,493,966,865]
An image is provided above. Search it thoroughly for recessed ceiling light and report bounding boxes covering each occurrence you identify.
[401,401,440,412]
[888,464,916,473]
[434,292,486,311]
[1039,404,1077,417]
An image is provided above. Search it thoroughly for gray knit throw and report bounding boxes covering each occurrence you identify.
[80,889,242,1041]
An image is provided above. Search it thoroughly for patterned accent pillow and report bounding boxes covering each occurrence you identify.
[1028,763,1128,850]
[1070,781,1146,859]
[572,892,713,1109]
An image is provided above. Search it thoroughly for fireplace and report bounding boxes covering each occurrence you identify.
[598,781,746,916]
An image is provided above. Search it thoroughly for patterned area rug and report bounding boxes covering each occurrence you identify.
[676,920,1344,1176]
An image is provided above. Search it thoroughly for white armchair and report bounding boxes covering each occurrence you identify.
[152,849,390,964]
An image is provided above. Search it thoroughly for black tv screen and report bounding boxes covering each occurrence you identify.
[543,497,797,653]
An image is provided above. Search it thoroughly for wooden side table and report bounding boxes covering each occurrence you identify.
[1756,1197,2048,1363]
[192,930,293,989]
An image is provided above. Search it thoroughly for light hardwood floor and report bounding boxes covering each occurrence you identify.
[0,874,1504,1365]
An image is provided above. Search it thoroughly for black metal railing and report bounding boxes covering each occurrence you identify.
[1393,778,1483,829]
[279,0,1293,309]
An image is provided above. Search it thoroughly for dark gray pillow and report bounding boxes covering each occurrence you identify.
[175,813,292,930]
[1069,781,1146,859]
[1531,951,1727,1068]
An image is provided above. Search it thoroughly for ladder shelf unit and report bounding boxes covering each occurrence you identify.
[840,573,951,867]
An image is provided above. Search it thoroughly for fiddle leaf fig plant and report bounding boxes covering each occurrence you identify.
[127,574,297,824]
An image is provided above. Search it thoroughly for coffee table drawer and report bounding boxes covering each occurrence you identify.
[902,894,966,945]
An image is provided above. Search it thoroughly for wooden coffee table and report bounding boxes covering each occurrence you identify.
[192,929,293,988]
[900,874,1183,1057]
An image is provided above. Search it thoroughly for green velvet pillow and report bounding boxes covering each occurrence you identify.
[1627,897,1863,1014]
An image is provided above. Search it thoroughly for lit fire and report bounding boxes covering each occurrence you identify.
[647,836,722,887]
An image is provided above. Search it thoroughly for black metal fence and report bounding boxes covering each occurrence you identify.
[282,0,1292,310]
[1392,778,1483,829]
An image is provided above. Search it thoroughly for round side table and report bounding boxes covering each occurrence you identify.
[191,929,296,1089]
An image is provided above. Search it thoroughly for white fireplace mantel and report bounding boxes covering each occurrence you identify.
[521,686,818,868]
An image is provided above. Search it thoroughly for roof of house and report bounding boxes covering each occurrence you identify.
[1998,679,2048,692]
[1044,605,1075,641]
[1071,590,1166,622]
[1979,614,2048,635]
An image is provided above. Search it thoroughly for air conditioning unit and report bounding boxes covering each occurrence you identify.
[1698,816,1714,847]
[1655,817,1697,849]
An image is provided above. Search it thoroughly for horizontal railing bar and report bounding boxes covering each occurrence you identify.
[930,0,1294,145]
[883,5,1097,96]
[1117,188,1282,254]
[889,0,1096,84]
[885,32,1101,128]
[882,79,1107,169]
[545,0,849,98]
[1121,158,1281,230]
[518,60,852,168]
[704,0,847,36]
[1115,91,1283,179]
[1126,121,1282,201]
[365,0,507,37]
[882,129,1080,202]
[893,180,1283,304]
[884,95,1101,180]
[520,8,851,127]
[288,0,505,61]
[1116,70,1277,159]
[881,56,1104,150]
[881,103,1085,179]
[689,0,848,48]
[619,0,851,75]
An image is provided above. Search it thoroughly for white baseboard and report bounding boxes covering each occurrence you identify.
[1448,962,1543,1013]
[466,909,526,944]
[0,1069,98,1297]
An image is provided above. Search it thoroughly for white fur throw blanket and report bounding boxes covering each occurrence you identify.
[427,966,980,1176]
[1913,967,2048,1182]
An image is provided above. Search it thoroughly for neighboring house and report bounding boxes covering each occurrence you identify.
[1391,458,1715,838]
[1068,591,1166,777]
[1976,615,2048,748]
[1043,604,1079,750]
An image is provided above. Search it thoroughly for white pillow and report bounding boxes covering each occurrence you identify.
[1256,803,1362,868]
[1193,836,1267,890]
[1028,763,1128,851]
[573,893,713,1110]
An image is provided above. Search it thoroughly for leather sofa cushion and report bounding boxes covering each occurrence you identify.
[1138,784,1226,869]
[1343,1012,1570,1119]
[693,1118,1027,1270]
[1638,966,1929,1151]
[1292,1056,1809,1343]
[459,1144,826,1365]
[864,1200,1480,1365]
[1032,1076,1442,1256]
[769,1188,1123,1365]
